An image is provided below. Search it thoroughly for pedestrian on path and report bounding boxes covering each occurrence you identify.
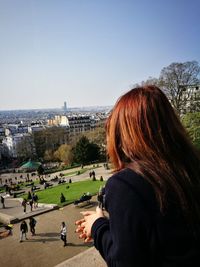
[1,195,5,208]
[29,199,33,212]
[22,198,27,213]
[60,221,67,247]
[32,193,38,208]
[20,220,28,242]
[29,217,36,236]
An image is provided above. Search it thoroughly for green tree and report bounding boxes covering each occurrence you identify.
[87,142,100,162]
[182,112,200,150]
[73,136,100,165]
[37,165,44,175]
[84,126,106,160]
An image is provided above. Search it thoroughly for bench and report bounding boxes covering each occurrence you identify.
[13,191,25,198]
[74,194,92,205]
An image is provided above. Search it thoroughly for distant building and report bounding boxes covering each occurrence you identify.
[5,124,29,136]
[47,115,94,134]
[2,133,35,158]
[0,143,3,160]
[28,125,45,133]
[63,101,67,112]
[180,84,200,114]
[68,115,91,134]
[0,125,5,142]
[48,115,69,127]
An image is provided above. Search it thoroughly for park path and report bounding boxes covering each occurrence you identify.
[0,196,106,267]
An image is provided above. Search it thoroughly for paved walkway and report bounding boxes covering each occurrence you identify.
[0,196,106,267]
[0,197,57,224]
[55,247,106,267]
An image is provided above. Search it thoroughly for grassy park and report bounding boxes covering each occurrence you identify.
[22,179,106,206]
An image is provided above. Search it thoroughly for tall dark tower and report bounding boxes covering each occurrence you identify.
[63,101,67,112]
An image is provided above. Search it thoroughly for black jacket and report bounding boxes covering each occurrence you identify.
[91,168,200,267]
[20,222,28,233]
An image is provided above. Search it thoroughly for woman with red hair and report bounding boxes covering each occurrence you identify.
[76,86,200,267]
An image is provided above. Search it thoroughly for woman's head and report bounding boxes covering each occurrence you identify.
[107,85,189,169]
[106,85,200,217]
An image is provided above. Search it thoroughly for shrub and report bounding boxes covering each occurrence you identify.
[60,193,66,203]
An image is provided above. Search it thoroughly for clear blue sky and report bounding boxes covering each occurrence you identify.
[0,0,200,110]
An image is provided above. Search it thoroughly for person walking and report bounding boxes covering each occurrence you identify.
[29,217,36,236]
[21,198,27,213]
[20,220,28,242]
[1,196,5,209]
[76,85,200,267]
[60,222,67,247]
[29,199,33,212]
[33,193,38,208]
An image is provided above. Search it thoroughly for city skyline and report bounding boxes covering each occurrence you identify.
[1,0,200,110]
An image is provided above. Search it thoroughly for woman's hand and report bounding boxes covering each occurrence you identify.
[75,207,104,242]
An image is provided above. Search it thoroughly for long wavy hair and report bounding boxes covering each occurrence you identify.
[106,85,200,222]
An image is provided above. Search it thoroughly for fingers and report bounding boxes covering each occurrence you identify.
[79,232,87,239]
[75,208,102,243]
[80,210,95,216]
[75,226,84,233]
[75,218,85,225]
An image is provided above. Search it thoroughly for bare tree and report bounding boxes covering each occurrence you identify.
[159,61,200,115]
[131,77,159,88]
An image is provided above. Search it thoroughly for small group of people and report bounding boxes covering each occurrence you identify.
[22,193,38,213]
[89,170,96,179]
[20,217,37,242]
[19,218,67,247]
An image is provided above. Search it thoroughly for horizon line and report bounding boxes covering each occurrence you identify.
[0,105,113,112]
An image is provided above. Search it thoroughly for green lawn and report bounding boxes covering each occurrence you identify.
[22,180,106,206]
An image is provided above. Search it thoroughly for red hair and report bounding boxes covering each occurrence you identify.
[106,86,200,218]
